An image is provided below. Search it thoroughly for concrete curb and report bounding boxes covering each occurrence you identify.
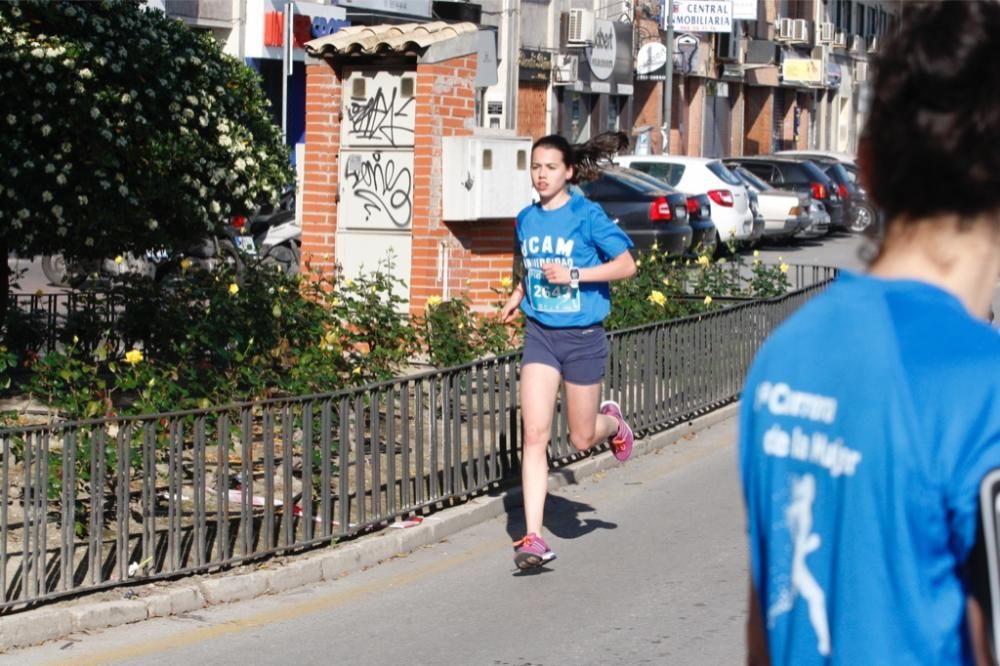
[0,403,738,652]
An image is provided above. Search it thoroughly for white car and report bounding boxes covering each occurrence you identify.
[614,155,756,245]
[730,165,810,241]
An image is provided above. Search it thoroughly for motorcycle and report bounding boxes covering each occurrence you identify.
[41,232,245,288]
[230,188,301,277]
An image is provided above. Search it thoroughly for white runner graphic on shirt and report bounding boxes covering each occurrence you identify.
[767,474,831,656]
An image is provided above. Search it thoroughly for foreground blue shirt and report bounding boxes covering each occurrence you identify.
[740,271,1000,664]
[515,193,632,328]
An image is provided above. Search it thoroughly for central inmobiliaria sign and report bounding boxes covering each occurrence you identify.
[663,0,734,33]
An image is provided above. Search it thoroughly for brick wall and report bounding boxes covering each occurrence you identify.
[301,64,341,275]
[685,78,704,156]
[631,80,662,153]
[301,51,518,315]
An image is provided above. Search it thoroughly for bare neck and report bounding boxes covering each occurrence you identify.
[869,214,1000,319]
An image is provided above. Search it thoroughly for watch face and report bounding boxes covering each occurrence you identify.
[570,268,580,280]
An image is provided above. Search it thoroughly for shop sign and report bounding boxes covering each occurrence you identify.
[665,0,733,33]
[826,62,842,88]
[635,42,668,81]
[587,19,617,80]
[335,0,432,17]
[781,58,823,85]
[247,0,348,59]
[731,0,757,20]
[519,49,552,82]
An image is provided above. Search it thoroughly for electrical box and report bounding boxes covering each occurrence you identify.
[442,134,533,220]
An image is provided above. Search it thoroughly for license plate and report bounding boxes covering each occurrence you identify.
[235,236,257,256]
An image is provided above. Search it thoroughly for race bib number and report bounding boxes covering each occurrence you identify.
[527,268,580,313]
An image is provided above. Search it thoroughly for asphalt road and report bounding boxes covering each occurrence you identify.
[3,419,745,666]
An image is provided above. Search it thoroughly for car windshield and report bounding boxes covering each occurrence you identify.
[621,168,679,193]
[591,167,673,195]
[622,161,683,187]
[733,166,771,192]
[706,161,744,186]
[824,163,857,192]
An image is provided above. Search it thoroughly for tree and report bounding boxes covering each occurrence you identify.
[0,0,293,322]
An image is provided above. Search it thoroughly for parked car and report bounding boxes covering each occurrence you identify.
[722,156,846,231]
[576,166,693,256]
[799,199,832,238]
[614,155,756,247]
[775,149,856,166]
[777,152,877,234]
[624,168,717,256]
[730,166,811,242]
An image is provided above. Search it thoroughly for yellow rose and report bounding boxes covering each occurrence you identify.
[500,276,513,289]
[753,250,760,258]
[697,255,710,266]
[114,255,124,265]
[180,258,192,271]
[426,295,443,308]
[780,263,789,274]
[703,295,713,306]
[661,278,669,286]
[635,260,642,267]
[352,367,362,375]
[647,290,666,306]
[124,349,144,365]
[228,283,239,295]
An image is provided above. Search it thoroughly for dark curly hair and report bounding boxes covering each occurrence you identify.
[861,1,1000,227]
[532,131,629,184]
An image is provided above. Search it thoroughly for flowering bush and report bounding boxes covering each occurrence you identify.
[0,0,292,263]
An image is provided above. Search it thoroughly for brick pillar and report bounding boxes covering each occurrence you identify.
[301,63,341,276]
[744,86,773,155]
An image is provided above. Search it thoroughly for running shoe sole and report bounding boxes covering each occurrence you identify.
[514,550,557,570]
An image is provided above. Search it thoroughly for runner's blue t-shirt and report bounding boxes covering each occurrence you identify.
[515,192,632,328]
[740,271,1000,664]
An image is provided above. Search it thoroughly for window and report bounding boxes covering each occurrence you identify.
[629,162,684,187]
[706,161,743,186]
[740,163,775,182]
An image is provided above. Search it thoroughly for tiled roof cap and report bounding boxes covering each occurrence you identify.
[305,21,479,58]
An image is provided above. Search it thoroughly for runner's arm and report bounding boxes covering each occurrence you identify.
[541,250,636,285]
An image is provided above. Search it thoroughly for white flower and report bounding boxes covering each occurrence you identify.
[11,219,21,230]
[45,82,56,94]
[118,185,128,197]
[78,68,92,79]
[30,113,41,123]
[56,174,67,185]
[31,47,44,58]
[44,163,55,173]
[218,134,232,147]
[56,225,67,236]
[18,209,29,219]
[85,237,94,247]
[186,95,198,106]
[120,93,131,104]
[100,180,110,190]
[78,195,88,205]
[90,107,100,119]
[5,114,14,125]
[147,219,158,230]
[61,142,71,152]
[182,108,194,119]
[41,124,51,136]
[234,158,246,171]
[52,205,63,218]
[42,191,53,202]
[209,201,220,214]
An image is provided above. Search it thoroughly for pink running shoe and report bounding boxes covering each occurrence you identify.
[600,400,634,461]
[513,533,556,570]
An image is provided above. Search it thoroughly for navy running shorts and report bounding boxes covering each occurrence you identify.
[521,317,608,385]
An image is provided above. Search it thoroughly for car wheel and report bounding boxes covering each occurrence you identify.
[712,232,731,259]
[849,204,876,233]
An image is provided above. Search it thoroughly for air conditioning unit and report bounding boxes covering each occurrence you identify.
[715,30,739,62]
[552,54,579,84]
[776,17,793,41]
[790,19,809,43]
[850,34,865,53]
[817,21,834,43]
[832,31,847,48]
[564,9,595,45]
[867,35,879,53]
[854,61,868,82]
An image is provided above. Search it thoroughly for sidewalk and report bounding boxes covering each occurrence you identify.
[0,403,739,652]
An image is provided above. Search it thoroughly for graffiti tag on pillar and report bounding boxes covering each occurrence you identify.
[343,151,413,229]
[346,86,415,147]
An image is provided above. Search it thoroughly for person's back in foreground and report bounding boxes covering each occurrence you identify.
[740,2,1000,664]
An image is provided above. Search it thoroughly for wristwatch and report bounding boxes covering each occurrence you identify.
[569,268,580,290]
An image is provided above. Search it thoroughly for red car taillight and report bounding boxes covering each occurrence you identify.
[686,197,699,216]
[707,189,734,207]
[649,196,673,222]
[811,182,828,200]
[231,215,247,229]
[837,183,849,199]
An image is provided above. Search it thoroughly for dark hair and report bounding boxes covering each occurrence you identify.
[861,1,1000,226]
[532,131,629,183]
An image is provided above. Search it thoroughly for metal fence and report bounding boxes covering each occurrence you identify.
[0,265,836,611]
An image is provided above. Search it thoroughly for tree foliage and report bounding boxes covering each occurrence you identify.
[0,0,293,260]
